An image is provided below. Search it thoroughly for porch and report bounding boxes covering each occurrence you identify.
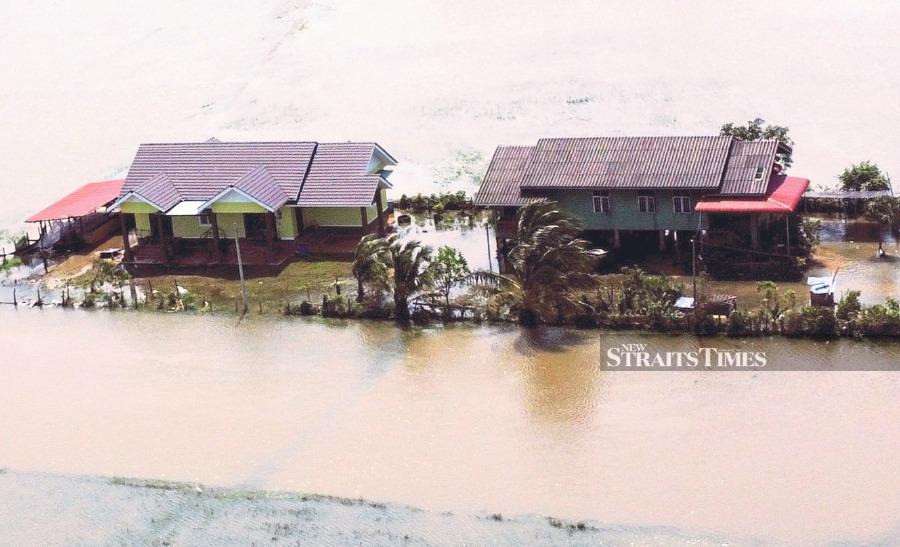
[124,223,382,267]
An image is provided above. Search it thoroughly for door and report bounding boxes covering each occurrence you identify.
[243,213,267,240]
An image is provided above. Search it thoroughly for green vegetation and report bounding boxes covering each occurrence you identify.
[425,246,470,317]
[396,191,472,213]
[136,261,352,314]
[1,255,23,275]
[352,234,389,303]
[384,234,433,321]
[839,161,892,192]
[720,117,793,167]
[836,290,862,321]
[469,202,604,325]
[863,195,900,254]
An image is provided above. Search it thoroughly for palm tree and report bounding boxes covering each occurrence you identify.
[383,234,433,321]
[352,234,389,303]
[471,202,605,325]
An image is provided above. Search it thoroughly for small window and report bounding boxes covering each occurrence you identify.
[198,214,211,226]
[673,194,691,214]
[592,191,610,213]
[754,167,767,181]
[638,192,656,213]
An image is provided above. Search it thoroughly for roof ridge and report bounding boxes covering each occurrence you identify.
[138,140,319,146]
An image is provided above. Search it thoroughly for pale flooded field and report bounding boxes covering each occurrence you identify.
[1,308,898,545]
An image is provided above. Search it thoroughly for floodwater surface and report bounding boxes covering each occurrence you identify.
[1,309,898,545]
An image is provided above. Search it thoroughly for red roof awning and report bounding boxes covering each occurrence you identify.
[27,179,125,222]
[695,175,810,214]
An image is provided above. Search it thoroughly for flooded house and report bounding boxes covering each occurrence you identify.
[109,140,396,266]
[474,136,810,268]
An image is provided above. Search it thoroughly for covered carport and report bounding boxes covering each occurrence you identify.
[26,179,125,249]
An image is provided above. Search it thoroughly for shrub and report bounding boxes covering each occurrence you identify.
[726,309,752,335]
[836,290,862,321]
[299,300,316,315]
[782,306,837,337]
[857,298,900,337]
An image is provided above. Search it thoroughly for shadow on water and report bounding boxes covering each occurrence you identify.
[513,326,593,355]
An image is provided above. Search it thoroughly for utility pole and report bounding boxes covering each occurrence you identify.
[235,236,249,316]
[485,222,493,273]
[691,236,697,301]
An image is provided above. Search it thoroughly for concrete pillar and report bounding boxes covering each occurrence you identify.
[658,230,666,252]
[120,213,132,260]
[374,190,385,237]
[210,212,221,263]
[295,208,305,236]
[359,206,368,233]
[750,214,760,250]
[612,229,621,249]
[156,214,169,265]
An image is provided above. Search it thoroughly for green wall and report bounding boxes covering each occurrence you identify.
[302,206,369,228]
[149,208,299,240]
[553,189,707,232]
[276,206,297,240]
[211,202,266,214]
[214,213,246,238]
[134,213,151,234]
[171,216,208,238]
[120,201,158,214]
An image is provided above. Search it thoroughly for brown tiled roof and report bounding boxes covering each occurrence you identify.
[233,166,289,210]
[473,146,546,207]
[476,136,786,204]
[122,142,316,202]
[132,173,182,211]
[297,143,386,207]
[521,136,733,190]
[719,140,779,195]
[120,140,395,210]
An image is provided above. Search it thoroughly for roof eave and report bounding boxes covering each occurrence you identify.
[198,186,279,213]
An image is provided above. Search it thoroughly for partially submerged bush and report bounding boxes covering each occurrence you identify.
[857,297,900,337]
[726,309,752,336]
[836,290,862,321]
[782,306,837,337]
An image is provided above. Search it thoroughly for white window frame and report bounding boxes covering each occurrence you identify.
[592,191,610,214]
[673,194,691,214]
[198,214,212,226]
[754,167,767,181]
[638,192,656,213]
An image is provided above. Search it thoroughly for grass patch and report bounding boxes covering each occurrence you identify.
[133,260,352,314]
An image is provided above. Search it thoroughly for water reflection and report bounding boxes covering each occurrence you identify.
[1,309,898,545]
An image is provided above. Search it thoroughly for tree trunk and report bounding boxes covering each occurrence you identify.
[356,277,365,303]
[394,288,409,321]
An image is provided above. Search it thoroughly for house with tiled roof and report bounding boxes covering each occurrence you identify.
[475,136,809,259]
[111,139,396,266]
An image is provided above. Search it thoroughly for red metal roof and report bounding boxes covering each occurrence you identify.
[695,175,810,214]
[27,179,125,222]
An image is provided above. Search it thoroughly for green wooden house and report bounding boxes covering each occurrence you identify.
[475,136,808,259]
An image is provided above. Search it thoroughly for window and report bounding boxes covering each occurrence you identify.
[673,194,691,214]
[754,167,767,181]
[592,191,610,213]
[638,192,656,213]
[198,214,211,226]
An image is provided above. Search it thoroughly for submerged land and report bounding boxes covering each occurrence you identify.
[0,470,739,546]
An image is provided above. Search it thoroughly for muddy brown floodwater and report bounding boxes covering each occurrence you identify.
[1,308,898,545]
